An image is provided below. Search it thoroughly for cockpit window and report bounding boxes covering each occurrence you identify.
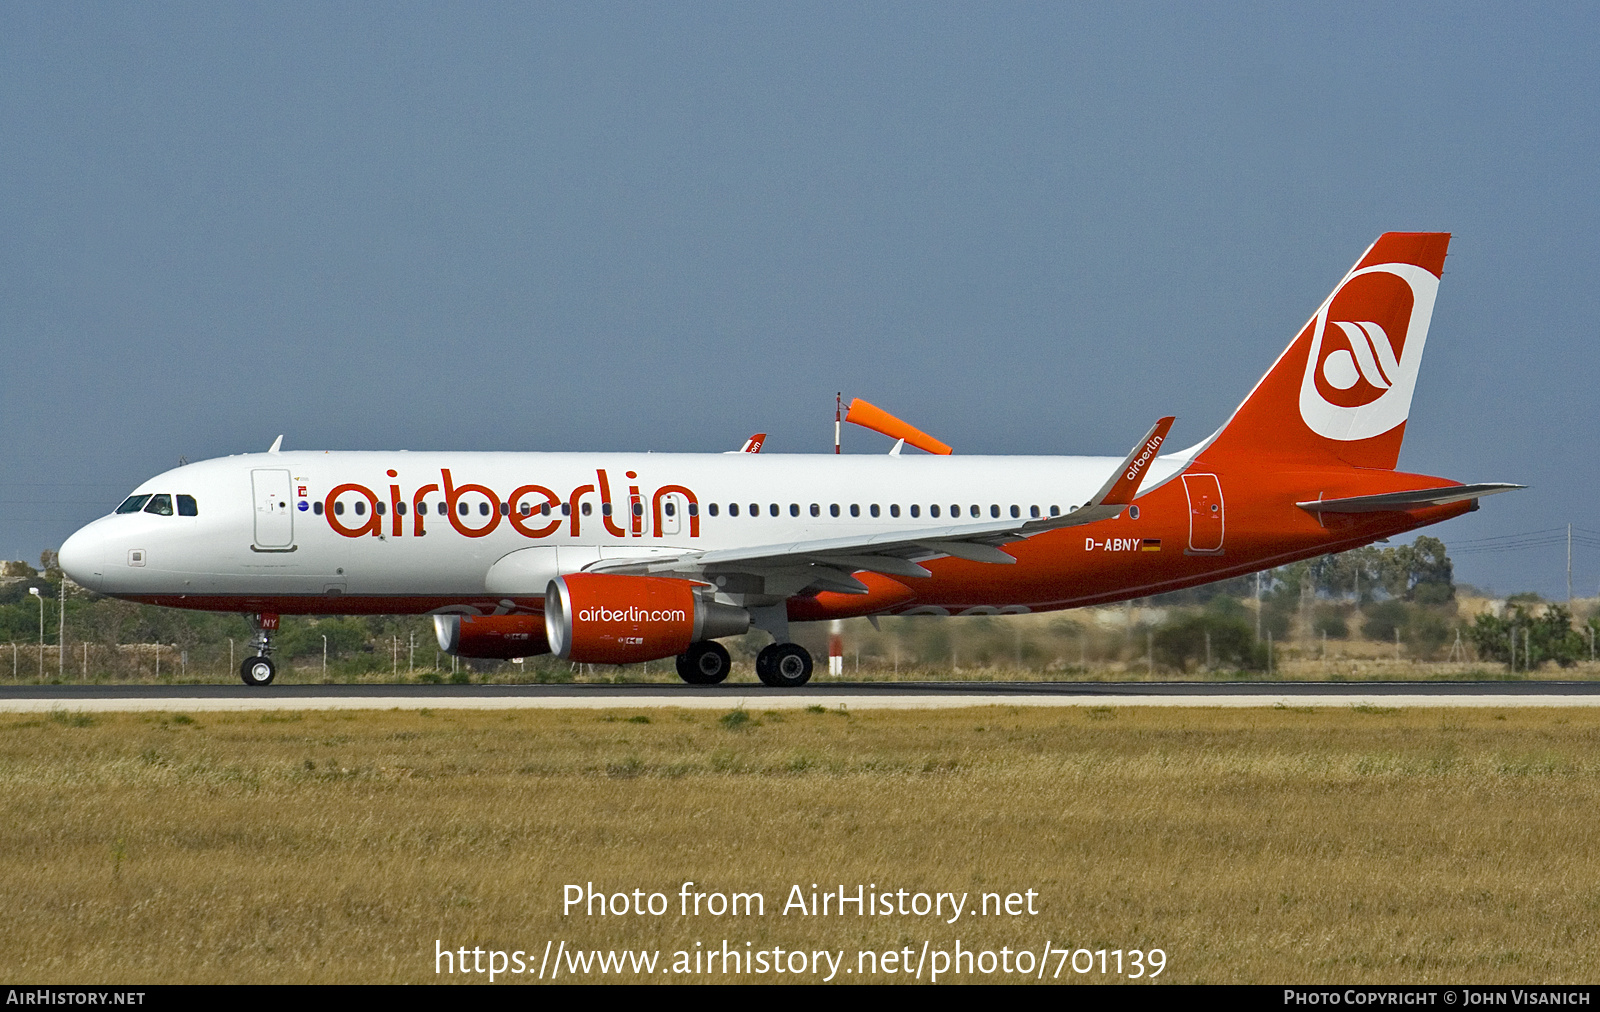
[143,494,174,516]
[177,495,198,517]
[115,495,152,514]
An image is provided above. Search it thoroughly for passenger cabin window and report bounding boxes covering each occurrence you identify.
[830,504,840,517]
[708,503,720,517]
[729,503,739,517]
[789,504,799,517]
[354,501,366,516]
[930,504,940,518]
[749,503,759,517]
[313,501,324,515]
[850,504,860,517]
[869,504,880,518]
[144,494,173,516]
[334,501,345,516]
[116,495,151,514]
[1010,505,1020,518]
[1050,505,1061,516]
[990,505,1000,518]
[769,504,778,517]
[375,502,386,515]
[890,504,900,518]
[810,504,820,517]
[1030,505,1040,518]
[910,504,920,518]
[664,502,676,517]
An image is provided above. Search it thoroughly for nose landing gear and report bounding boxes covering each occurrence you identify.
[238,612,280,687]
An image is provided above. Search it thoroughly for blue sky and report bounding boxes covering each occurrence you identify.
[3,4,1596,596]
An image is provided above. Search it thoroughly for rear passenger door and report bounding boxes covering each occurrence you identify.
[1182,473,1224,554]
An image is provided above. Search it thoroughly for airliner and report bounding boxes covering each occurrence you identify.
[57,232,1518,687]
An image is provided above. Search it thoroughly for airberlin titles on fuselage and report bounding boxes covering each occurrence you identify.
[319,468,701,541]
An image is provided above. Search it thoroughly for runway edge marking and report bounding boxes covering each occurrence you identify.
[5,694,1600,712]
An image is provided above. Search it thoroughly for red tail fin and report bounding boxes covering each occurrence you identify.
[1196,232,1450,471]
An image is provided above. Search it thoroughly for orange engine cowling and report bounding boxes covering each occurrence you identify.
[434,614,551,659]
[545,574,749,664]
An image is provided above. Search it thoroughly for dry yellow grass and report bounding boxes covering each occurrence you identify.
[3,706,1600,983]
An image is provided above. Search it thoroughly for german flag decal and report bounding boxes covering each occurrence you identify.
[1141,539,1163,552]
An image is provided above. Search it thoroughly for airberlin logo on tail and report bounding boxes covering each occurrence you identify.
[1298,262,1439,442]
[1325,321,1398,391]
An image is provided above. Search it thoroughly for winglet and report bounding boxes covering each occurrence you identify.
[1087,416,1175,507]
[740,434,766,453]
[268,435,284,454]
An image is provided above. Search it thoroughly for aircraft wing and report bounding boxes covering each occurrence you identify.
[1296,483,1524,514]
[588,418,1175,595]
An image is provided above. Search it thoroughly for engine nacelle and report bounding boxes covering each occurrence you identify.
[433,614,551,659]
[544,574,749,664]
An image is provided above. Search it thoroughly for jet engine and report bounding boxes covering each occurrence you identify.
[544,573,749,664]
[433,614,551,659]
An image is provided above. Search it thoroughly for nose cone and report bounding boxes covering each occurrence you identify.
[58,522,108,592]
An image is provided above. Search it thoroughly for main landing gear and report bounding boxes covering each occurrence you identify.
[673,640,815,687]
[238,612,279,687]
[676,641,732,685]
[756,643,813,687]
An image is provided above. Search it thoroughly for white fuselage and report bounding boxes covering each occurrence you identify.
[60,449,1182,611]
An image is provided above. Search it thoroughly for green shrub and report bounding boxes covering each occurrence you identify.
[1362,601,1409,642]
[1312,608,1349,639]
[1153,612,1264,671]
[1470,605,1586,668]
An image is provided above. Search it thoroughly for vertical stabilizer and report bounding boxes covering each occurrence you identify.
[1196,232,1450,471]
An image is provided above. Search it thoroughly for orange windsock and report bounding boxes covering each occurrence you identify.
[844,399,953,455]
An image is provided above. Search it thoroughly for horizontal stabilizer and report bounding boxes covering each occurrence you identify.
[1297,483,1524,514]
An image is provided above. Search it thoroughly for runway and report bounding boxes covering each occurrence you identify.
[2,680,1599,712]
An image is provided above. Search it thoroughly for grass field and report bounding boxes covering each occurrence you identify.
[4,705,1600,984]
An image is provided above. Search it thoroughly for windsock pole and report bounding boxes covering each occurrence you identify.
[829,620,844,676]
